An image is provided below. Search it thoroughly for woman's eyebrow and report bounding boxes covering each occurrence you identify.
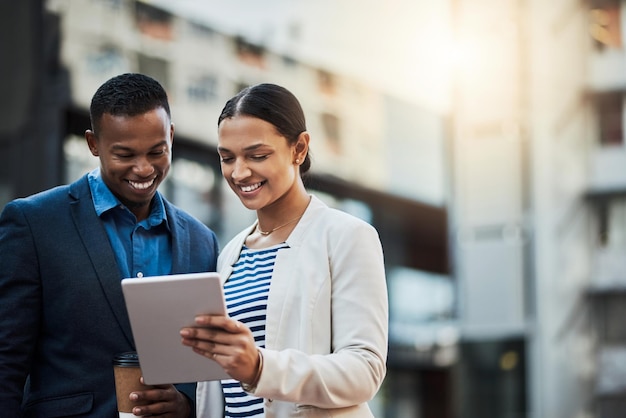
[217,143,268,153]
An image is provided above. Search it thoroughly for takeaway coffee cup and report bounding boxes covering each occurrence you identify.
[113,352,154,417]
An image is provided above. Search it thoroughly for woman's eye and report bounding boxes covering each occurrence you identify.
[251,155,268,161]
[220,157,233,163]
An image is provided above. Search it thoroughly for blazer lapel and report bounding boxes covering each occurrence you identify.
[69,177,135,346]
[166,203,190,275]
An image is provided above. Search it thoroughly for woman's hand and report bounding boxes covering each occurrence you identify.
[180,315,261,385]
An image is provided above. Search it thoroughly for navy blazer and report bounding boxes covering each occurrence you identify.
[0,175,219,417]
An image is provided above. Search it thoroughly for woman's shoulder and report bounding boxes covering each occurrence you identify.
[308,196,375,231]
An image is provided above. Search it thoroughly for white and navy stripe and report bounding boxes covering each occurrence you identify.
[221,243,288,418]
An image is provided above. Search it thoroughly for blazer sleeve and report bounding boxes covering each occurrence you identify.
[0,201,42,414]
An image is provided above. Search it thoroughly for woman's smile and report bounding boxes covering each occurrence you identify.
[239,181,264,193]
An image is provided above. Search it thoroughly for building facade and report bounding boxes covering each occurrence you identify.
[6,0,626,416]
[450,0,626,417]
[44,0,451,416]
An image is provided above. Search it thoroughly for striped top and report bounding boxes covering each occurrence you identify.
[221,242,288,418]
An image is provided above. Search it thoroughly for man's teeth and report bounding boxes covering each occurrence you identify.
[129,178,155,190]
[240,182,262,192]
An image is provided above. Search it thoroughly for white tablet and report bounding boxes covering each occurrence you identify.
[121,272,230,384]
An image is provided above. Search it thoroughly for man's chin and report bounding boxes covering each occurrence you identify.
[122,198,152,211]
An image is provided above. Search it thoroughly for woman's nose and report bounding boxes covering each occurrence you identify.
[231,159,250,181]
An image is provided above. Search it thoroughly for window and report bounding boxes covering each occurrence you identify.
[97,0,124,11]
[600,198,626,247]
[163,158,217,226]
[234,37,266,68]
[388,267,454,324]
[589,2,623,50]
[595,92,624,145]
[317,70,336,95]
[64,135,97,183]
[321,112,341,153]
[188,21,216,39]
[186,75,217,103]
[282,54,297,68]
[86,45,126,75]
[138,54,169,91]
[134,2,174,41]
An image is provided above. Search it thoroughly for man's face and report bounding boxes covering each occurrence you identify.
[85,107,174,221]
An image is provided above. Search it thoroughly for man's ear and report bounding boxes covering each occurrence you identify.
[85,130,99,156]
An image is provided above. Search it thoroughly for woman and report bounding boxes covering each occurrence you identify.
[180,83,388,417]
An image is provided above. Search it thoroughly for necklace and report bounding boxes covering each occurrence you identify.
[256,215,303,236]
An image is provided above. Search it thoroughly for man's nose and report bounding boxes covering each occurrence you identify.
[133,157,155,176]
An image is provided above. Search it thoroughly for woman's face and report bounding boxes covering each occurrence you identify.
[217,115,304,211]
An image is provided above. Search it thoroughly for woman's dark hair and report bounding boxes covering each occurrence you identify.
[218,83,311,175]
[89,73,171,135]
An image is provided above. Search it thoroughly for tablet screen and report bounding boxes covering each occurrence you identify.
[121,271,230,384]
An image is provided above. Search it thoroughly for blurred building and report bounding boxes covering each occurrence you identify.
[1,0,450,417]
[585,1,626,416]
[3,0,626,417]
[449,0,626,417]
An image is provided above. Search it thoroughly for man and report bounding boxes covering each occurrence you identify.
[0,73,219,417]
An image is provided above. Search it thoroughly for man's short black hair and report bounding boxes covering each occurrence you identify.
[89,73,171,135]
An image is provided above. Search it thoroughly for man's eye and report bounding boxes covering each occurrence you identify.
[220,157,233,163]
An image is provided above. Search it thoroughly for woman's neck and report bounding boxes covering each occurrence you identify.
[247,193,311,249]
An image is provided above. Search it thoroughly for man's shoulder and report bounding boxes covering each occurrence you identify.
[9,184,70,208]
[1,179,93,223]
[11,176,87,207]
[162,200,215,234]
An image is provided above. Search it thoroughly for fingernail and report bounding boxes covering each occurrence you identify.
[130,392,139,401]
[180,329,189,337]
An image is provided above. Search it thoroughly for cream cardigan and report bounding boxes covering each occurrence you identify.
[197,195,388,418]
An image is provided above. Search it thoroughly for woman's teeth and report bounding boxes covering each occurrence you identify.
[240,182,262,192]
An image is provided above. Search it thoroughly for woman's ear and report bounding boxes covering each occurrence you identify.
[294,131,310,162]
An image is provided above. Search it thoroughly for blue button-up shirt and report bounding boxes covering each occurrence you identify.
[88,168,172,279]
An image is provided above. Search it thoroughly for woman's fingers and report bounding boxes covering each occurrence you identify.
[180,317,244,353]
[194,314,242,333]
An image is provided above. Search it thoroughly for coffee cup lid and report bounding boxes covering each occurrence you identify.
[113,351,140,367]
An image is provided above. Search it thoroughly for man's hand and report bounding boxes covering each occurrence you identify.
[129,379,191,417]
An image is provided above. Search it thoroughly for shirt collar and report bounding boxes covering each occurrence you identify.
[87,168,169,228]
